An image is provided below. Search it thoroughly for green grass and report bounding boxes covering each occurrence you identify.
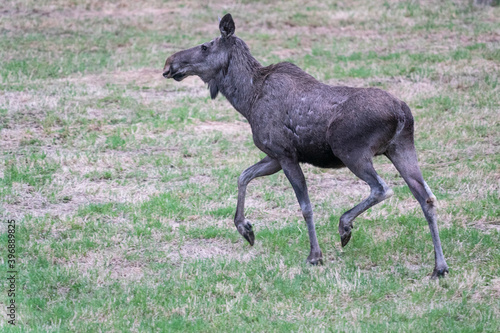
[0,0,499,331]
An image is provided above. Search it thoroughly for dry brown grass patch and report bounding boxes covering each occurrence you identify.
[62,248,146,282]
[165,238,257,263]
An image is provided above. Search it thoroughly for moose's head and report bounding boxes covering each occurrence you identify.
[163,13,236,86]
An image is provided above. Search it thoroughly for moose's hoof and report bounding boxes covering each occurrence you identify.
[339,221,352,247]
[237,221,255,246]
[340,230,352,247]
[431,266,449,280]
[307,252,323,266]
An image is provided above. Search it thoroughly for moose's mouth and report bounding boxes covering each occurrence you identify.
[172,72,187,81]
[162,67,187,81]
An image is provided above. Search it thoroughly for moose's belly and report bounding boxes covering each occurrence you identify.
[282,119,343,168]
[252,128,344,169]
[296,141,345,169]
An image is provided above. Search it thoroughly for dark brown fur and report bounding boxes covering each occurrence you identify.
[163,14,448,278]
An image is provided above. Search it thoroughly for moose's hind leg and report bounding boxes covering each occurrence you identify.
[336,155,394,247]
[385,147,448,279]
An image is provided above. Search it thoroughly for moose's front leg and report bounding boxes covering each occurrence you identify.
[235,156,282,245]
[280,159,323,265]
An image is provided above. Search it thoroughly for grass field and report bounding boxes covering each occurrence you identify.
[1,0,499,331]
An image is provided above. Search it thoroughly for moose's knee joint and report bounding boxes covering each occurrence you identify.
[426,195,437,206]
[237,174,249,188]
[301,204,313,220]
[302,208,313,220]
[371,185,393,202]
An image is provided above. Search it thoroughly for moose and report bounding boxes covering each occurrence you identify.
[163,14,448,278]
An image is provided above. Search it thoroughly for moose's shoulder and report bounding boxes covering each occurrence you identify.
[260,61,304,73]
[258,62,318,82]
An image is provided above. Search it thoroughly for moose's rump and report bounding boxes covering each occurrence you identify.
[326,88,406,158]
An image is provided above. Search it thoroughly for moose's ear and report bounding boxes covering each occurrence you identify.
[219,13,235,38]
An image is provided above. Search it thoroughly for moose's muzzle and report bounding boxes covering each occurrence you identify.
[163,57,187,81]
[163,59,172,78]
[163,55,175,79]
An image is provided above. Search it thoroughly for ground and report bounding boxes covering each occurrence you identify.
[0,0,499,332]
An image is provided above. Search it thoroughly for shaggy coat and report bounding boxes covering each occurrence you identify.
[163,14,448,278]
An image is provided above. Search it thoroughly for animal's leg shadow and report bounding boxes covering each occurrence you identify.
[235,156,282,245]
[337,157,393,247]
[280,159,323,265]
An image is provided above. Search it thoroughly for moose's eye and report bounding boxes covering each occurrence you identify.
[201,45,208,51]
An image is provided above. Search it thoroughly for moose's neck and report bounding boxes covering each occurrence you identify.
[212,43,261,120]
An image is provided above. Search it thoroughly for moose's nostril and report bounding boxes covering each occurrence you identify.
[163,61,172,78]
